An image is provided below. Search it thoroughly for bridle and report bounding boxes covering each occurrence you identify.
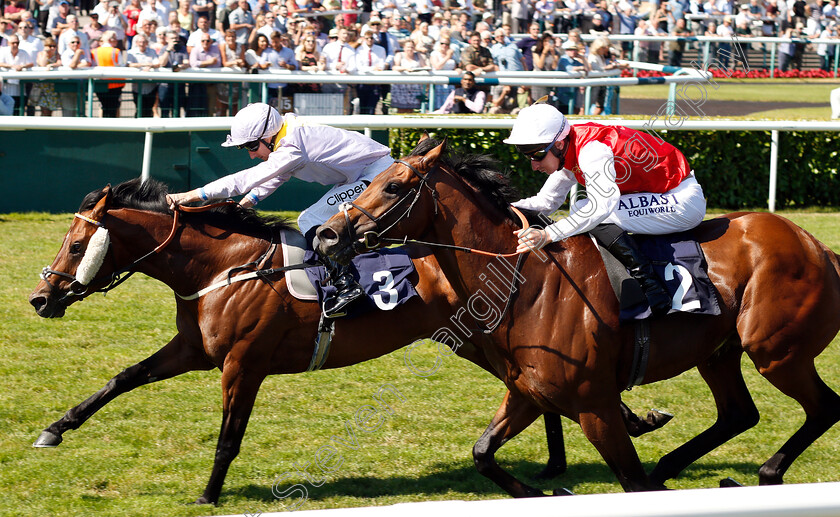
[340,159,439,252]
[339,159,531,258]
[40,200,235,303]
[339,157,532,335]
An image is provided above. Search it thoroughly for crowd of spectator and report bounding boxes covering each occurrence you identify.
[0,0,838,117]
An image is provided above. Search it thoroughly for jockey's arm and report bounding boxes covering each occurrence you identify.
[202,147,303,202]
[512,168,576,213]
[543,141,620,242]
[167,147,303,209]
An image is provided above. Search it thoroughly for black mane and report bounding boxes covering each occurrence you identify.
[79,178,297,234]
[409,139,543,225]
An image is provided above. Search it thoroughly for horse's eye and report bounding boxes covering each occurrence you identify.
[69,242,82,254]
[385,183,401,194]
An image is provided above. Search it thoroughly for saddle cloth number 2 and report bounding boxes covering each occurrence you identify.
[665,263,702,312]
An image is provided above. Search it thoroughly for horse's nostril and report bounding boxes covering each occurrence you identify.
[318,227,338,243]
[30,296,46,311]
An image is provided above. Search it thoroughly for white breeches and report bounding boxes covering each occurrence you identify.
[573,174,707,234]
[297,154,396,239]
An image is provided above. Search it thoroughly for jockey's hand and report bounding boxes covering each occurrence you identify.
[515,228,550,254]
[166,191,199,211]
[239,197,255,208]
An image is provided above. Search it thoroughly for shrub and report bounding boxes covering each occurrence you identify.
[391,127,840,209]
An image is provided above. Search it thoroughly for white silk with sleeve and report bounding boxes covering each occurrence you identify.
[513,140,621,241]
[200,119,391,205]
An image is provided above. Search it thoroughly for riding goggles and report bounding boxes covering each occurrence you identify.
[236,106,272,152]
[237,139,263,152]
[517,125,565,162]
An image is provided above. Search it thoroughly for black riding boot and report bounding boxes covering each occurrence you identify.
[322,258,364,318]
[591,224,671,316]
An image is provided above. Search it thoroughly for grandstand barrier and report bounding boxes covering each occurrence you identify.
[202,481,840,517]
[0,66,707,117]
[1,116,838,212]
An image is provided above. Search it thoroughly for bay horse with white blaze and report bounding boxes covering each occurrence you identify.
[316,139,840,496]
[28,179,665,504]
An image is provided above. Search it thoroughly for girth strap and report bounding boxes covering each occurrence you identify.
[626,321,651,390]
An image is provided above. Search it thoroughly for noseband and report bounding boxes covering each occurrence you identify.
[40,201,234,302]
[340,159,439,252]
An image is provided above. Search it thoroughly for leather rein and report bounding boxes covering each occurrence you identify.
[339,159,532,334]
[340,159,532,257]
[41,201,236,303]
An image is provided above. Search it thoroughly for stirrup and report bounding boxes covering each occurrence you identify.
[322,285,364,319]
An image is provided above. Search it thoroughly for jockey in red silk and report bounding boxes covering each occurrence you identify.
[504,103,707,316]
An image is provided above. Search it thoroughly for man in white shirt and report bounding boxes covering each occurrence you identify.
[138,0,169,27]
[186,15,223,52]
[322,26,355,72]
[355,29,386,113]
[59,34,90,116]
[100,1,129,44]
[0,34,35,112]
[257,10,281,38]
[166,103,396,317]
[57,14,89,55]
[126,32,161,116]
[17,20,44,56]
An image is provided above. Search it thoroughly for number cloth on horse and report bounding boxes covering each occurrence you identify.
[303,248,418,317]
[594,233,721,322]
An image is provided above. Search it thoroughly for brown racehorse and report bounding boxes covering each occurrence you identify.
[28,178,665,504]
[316,139,840,496]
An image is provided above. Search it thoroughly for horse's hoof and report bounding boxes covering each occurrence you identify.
[648,409,674,429]
[533,461,567,480]
[191,496,217,505]
[553,487,575,496]
[720,477,743,488]
[33,430,62,448]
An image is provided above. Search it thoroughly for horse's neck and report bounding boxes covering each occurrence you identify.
[428,179,594,307]
[429,181,523,297]
[109,209,270,294]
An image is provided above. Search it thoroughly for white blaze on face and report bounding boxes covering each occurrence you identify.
[75,227,110,285]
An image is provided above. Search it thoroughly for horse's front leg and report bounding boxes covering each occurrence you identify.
[473,389,545,497]
[195,359,266,505]
[578,403,661,492]
[34,334,214,448]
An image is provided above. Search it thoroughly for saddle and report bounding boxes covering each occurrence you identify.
[591,233,721,323]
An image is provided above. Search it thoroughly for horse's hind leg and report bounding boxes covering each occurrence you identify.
[195,362,266,505]
[534,412,567,479]
[474,390,545,497]
[34,334,214,448]
[650,342,759,486]
[621,402,674,438]
[757,365,840,485]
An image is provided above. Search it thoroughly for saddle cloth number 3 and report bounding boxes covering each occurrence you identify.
[372,270,399,310]
[665,263,701,312]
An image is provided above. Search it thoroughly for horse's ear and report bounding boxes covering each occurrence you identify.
[418,132,430,143]
[91,185,112,220]
[422,139,446,168]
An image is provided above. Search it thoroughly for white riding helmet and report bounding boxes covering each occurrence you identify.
[503,103,570,146]
[221,103,284,148]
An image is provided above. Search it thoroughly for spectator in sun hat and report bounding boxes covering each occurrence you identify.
[166,102,397,318]
[505,103,706,316]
